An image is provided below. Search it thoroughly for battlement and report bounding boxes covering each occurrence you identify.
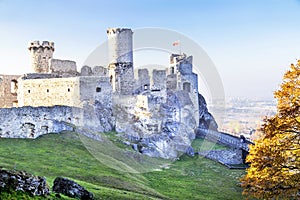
[106,28,133,35]
[28,41,54,51]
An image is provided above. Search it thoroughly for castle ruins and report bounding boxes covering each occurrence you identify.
[0,28,217,159]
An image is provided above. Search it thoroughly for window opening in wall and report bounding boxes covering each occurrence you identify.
[183,82,191,92]
[110,75,113,83]
[144,84,148,90]
[96,87,101,92]
[12,100,18,107]
[68,88,70,92]
[11,80,18,94]
[28,90,31,93]
[171,67,175,74]
[47,89,49,93]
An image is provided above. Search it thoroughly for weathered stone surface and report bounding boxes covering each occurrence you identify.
[199,149,243,165]
[18,77,81,107]
[52,177,94,200]
[0,74,21,108]
[92,66,107,76]
[198,93,218,131]
[115,91,198,159]
[186,146,195,157]
[0,169,49,196]
[28,41,54,73]
[49,59,78,77]
[80,66,93,76]
[0,106,74,138]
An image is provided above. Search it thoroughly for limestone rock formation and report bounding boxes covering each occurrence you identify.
[0,169,49,196]
[52,177,94,200]
[198,93,218,131]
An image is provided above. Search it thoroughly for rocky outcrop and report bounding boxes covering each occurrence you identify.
[117,91,198,159]
[198,93,218,131]
[0,169,49,196]
[52,177,94,200]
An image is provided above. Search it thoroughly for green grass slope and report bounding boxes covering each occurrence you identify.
[0,132,245,199]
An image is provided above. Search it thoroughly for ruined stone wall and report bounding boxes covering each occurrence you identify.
[196,128,250,151]
[92,66,108,76]
[17,77,81,107]
[152,69,166,90]
[0,75,115,138]
[179,63,193,75]
[49,59,78,77]
[79,76,111,102]
[0,106,74,138]
[0,75,21,108]
[166,74,177,90]
[109,63,134,95]
[80,66,108,76]
[137,68,150,92]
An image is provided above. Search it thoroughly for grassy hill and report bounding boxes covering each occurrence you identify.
[0,131,245,199]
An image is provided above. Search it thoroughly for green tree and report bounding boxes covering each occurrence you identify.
[241,60,300,199]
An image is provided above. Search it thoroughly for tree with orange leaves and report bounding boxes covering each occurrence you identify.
[241,60,300,199]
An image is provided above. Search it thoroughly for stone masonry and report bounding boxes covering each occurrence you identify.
[0,27,218,160]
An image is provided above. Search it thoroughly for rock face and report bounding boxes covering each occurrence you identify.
[198,93,218,131]
[52,177,94,200]
[115,91,211,159]
[0,169,49,196]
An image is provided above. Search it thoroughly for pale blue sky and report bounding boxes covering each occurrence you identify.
[1,0,300,99]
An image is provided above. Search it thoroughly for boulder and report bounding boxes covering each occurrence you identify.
[52,177,94,200]
[0,169,49,196]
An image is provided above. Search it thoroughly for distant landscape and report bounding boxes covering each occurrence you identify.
[210,98,277,140]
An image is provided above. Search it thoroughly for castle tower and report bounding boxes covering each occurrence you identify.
[28,41,54,73]
[107,28,134,95]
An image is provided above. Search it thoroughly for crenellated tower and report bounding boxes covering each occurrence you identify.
[28,41,54,73]
[107,28,134,95]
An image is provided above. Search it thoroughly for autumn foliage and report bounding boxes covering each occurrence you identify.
[241,60,300,199]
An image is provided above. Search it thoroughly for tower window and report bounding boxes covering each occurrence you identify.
[183,82,191,92]
[47,89,49,93]
[96,87,101,93]
[170,67,175,74]
[28,90,31,93]
[68,88,70,92]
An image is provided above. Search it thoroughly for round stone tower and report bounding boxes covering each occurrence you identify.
[28,41,54,73]
[107,28,134,95]
[107,28,133,64]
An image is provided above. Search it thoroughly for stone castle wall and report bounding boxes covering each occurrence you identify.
[152,69,166,90]
[0,106,74,138]
[17,77,81,107]
[49,59,78,77]
[0,75,21,108]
